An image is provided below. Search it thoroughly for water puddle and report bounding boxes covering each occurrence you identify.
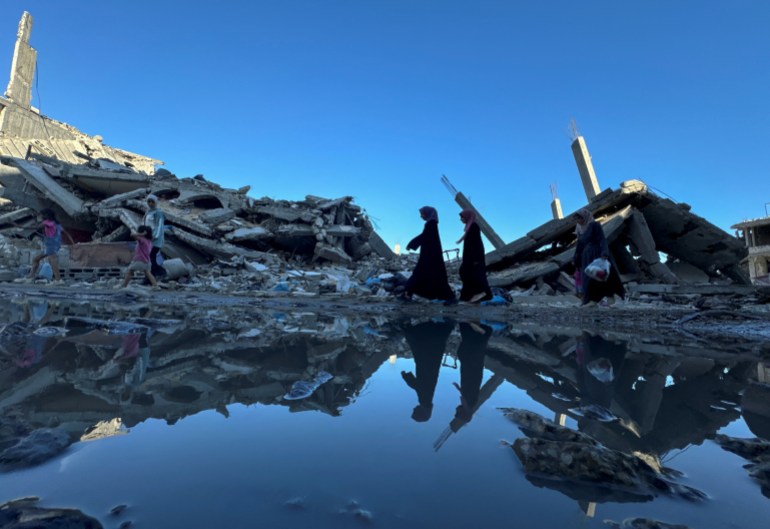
[1,295,769,528]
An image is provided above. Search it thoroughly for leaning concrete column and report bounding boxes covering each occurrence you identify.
[571,135,601,201]
[628,210,678,283]
[441,175,505,250]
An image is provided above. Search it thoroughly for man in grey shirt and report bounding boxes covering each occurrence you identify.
[142,194,166,278]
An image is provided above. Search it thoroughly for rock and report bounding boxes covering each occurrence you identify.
[501,408,599,446]
[713,433,770,460]
[0,497,103,528]
[109,504,127,516]
[504,408,705,503]
[0,428,71,467]
[604,518,692,529]
[713,433,770,497]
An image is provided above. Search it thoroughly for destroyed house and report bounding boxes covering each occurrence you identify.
[731,216,770,284]
[0,12,393,280]
[483,180,749,293]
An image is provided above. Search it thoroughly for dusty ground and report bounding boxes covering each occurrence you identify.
[2,283,769,351]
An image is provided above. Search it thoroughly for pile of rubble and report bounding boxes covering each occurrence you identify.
[484,179,752,298]
[0,154,397,283]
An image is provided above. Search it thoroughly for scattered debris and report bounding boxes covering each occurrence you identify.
[502,408,706,503]
[713,433,770,498]
[0,427,70,468]
[603,518,693,529]
[0,497,103,529]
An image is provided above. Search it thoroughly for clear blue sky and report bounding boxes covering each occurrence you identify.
[2,1,769,251]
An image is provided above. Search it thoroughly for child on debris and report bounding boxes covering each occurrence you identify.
[28,208,62,283]
[121,226,158,288]
[401,206,457,304]
[456,209,492,303]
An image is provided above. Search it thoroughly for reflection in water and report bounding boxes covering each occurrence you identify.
[400,318,454,422]
[1,296,769,527]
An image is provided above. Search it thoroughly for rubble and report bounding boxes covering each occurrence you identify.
[0,153,396,282]
[502,408,706,503]
[485,180,751,297]
[713,433,770,498]
[0,497,103,529]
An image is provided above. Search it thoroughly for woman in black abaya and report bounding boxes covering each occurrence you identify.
[402,206,456,302]
[456,210,492,303]
[573,208,625,306]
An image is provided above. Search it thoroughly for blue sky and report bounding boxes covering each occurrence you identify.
[2,1,769,251]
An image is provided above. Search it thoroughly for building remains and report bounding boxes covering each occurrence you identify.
[0,11,760,304]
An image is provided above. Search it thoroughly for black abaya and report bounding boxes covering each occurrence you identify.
[459,223,492,302]
[405,219,455,301]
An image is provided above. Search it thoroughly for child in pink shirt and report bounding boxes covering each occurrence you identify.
[121,226,158,288]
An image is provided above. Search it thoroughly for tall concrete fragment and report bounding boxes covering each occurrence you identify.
[627,210,677,283]
[441,175,505,250]
[5,12,35,108]
[570,136,601,201]
[0,12,161,173]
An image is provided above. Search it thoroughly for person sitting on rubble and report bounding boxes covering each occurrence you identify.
[121,226,158,289]
[28,208,63,283]
[401,206,457,305]
[456,210,492,303]
[142,194,166,279]
[573,208,625,306]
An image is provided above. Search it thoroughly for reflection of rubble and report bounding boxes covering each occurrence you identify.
[0,299,404,447]
[503,408,706,504]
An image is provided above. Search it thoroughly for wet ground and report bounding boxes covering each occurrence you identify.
[1,289,770,528]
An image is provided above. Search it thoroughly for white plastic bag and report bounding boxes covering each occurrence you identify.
[584,258,610,282]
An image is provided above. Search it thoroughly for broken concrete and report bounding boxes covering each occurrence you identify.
[484,180,750,295]
[503,408,706,503]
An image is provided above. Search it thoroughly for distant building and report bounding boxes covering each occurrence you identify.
[0,12,160,175]
[731,216,770,284]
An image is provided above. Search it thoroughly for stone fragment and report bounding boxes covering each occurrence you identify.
[0,427,70,467]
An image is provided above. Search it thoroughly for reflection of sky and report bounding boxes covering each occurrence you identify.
[2,358,770,529]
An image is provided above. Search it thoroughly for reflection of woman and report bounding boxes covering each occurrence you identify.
[401,319,455,422]
[573,209,625,305]
[575,332,627,412]
[451,322,491,430]
[402,207,456,303]
[456,210,492,303]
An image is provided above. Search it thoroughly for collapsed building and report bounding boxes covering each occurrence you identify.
[0,12,395,282]
[444,128,752,299]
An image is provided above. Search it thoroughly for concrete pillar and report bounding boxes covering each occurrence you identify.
[5,12,36,109]
[454,191,506,250]
[550,197,563,220]
[571,136,601,201]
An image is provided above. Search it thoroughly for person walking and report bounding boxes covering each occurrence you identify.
[121,226,158,288]
[28,208,62,283]
[142,194,166,279]
[573,208,625,306]
[456,210,492,303]
[402,206,456,304]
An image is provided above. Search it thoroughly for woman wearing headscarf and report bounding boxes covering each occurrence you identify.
[402,206,456,303]
[456,210,492,303]
[573,208,625,306]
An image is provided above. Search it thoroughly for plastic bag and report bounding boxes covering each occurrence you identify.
[584,258,610,282]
